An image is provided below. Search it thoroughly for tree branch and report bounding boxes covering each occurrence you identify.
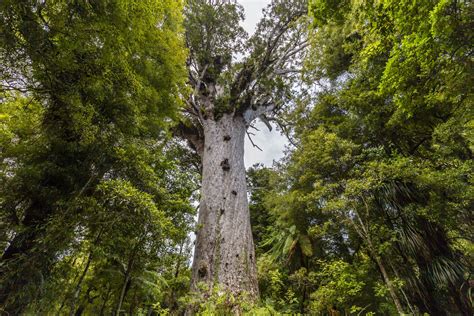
[246,131,263,151]
[243,103,275,125]
[173,122,204,157]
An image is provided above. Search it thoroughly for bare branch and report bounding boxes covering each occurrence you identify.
[259,114,273,131]
[274,68,303,75]
[246,131,263,151]
[249,124,260,132]
[274,118,297,147]
[173,122,204,157]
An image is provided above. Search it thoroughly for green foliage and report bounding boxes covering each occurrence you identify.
[247,0,473,314]
[0,0,195,314]
[310,0,349,26]
[1,0,472,314]
[180,283,277,315]
[309,260,365,313]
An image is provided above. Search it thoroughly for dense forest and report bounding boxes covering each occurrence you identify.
[0,0,472,315]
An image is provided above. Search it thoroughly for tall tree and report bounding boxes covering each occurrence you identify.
[180,0,309,298]
[306,0,473,312]
[250,0,473,313]
[0,0,187,313]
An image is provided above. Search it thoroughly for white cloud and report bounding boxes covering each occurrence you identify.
[238,1,288,168]
[239,0,271,34]
[244,121,288,168]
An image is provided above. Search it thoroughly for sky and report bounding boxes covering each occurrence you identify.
[240,0,288,168]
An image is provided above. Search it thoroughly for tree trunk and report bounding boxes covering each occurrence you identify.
[115,273,131,316]
[191,114,258,299]
[374,255,405,315]
[70,250,93,316]
[115,237,141,316]
[351,214,405,315]
[0,203,51,314]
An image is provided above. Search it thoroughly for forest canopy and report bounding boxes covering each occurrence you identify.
[0,0,472,315]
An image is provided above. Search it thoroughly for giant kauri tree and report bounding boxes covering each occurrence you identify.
[179,0,308,297]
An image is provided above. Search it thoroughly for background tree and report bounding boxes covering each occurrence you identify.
[0,1,193,314]
[249,0,472,314]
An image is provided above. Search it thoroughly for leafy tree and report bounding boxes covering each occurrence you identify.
[253,0,473,314]
[0,1,191,314]
[247,164,275,254]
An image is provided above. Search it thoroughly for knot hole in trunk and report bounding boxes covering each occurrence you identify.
[220,159,230,171]
[198,264,208,279]
[223,135,231,141]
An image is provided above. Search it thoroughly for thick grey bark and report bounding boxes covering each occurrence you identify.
[191,113,258,298]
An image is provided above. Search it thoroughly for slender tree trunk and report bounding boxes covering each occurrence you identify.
[191,114,258,298]
[70,250,93,315]
[115,240,140,315]
[175,241,184,278]
[352,213,405,315]
[388,259,416,315]
[374,255,405,315]
[115,273,131,316]
[69,229,103,315]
